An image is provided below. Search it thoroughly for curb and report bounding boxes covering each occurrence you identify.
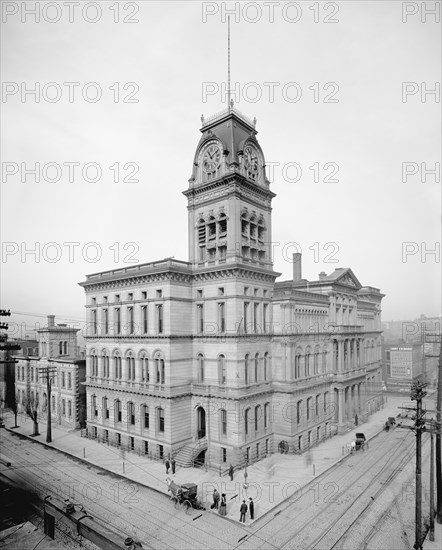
[2,426,169,500]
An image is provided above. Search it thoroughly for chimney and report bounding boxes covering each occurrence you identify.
[293,253,302,282]
[47,315,55,328]
[319,272,327,280]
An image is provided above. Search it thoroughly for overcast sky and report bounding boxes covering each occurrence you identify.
[1,0,441,338]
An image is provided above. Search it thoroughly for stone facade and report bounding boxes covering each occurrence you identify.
[79,106,384,468]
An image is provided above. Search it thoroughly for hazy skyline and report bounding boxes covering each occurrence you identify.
[1,1,440,337]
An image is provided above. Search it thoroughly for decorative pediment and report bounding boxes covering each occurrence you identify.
[334,269,362,290]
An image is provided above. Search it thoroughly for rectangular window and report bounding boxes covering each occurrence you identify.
[61,372,65,388]
[263,304,268,333]
[92,310,97,334]
[117,433,121,446]
[244,287,249,295]
[130,437,135,450]
[256,443,260,458]
[103,296,108,304]
[221,409,227,435]
[92,297,96,305]
[62,399,66,415]
[142,306,148,333]
[68,372,72,389]
[156,289,162,298]
[157,305,163,334]
[68,401,72,417]
[116,401,122,422]
[104,309,109,334]
[197,304,204,334]
[254,303,259,333]
[316,395,320,417]
[144,406,149,429]
[104,430,109,442]
[115,308,121,334]
[144,441,149,455]
[128,293,133,301]
[244,302,249,334]
[254,288,259,296]
[297,401,302,424]
[222,447,227,463]
[158,444,164,459]
[307,398,311,421]
[218,287,224,296]
[246,447,250,463]
[218,302,225,333]
[115,294,120,302]
[128,307,134,334]
[31,367,34,382]
[197,289,203,298]
[142,291,147,299]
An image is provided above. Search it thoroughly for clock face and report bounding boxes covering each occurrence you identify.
[202,144,222,173]
[244,145,259,176]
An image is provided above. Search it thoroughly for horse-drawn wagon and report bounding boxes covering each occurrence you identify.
[166,478,206,513]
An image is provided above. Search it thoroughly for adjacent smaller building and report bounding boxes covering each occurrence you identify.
[382,343,424,391]
[15,316,86,429]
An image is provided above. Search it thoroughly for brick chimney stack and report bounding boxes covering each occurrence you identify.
[293,253,302,282]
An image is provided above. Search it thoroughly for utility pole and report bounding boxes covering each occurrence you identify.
[39,366,56,443]
[0,310,21,422]
[430,419,435,541]
[436,340,442,521]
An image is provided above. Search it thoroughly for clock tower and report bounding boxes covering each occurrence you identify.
[183,104,276,272]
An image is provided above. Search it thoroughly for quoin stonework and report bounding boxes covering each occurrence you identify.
[79,105,384,469]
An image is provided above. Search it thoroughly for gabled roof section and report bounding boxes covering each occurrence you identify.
[316,268,362,289]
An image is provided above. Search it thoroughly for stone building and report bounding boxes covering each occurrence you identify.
[79,105,384,468]
[15,316,86,429]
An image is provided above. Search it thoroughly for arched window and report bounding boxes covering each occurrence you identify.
[140,352,149,382]
[59,341,63,355]
[305,349,311,377]
[218,354,226,385]
[114,399,122,422]
[154,352,165,385]
[113,353,122,379]
[197,353,204,383]
[254,353,259,383]
[314,347,320,375]
[90,351,98,377]
[295,351,301,379]
[255,405,261,432]
[263,352,268,381]
[102,351,109,378]
[245,354,249,385]
[126,352,135,381]
[245,408,250,435]
[322,348,327,373]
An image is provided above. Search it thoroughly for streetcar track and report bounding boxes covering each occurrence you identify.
[0,432,241,550]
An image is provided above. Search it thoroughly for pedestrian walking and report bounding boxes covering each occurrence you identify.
[229,464,234,481]
[239,500,248,523]
[219,493,227,516]
[165,459,170,474]
[249,497,254,520]
[212,489,220,510]
[171,458,176,474]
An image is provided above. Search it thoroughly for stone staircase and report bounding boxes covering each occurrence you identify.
[174,438,208,467]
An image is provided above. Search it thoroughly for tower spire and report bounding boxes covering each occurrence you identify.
[227,16,232,110]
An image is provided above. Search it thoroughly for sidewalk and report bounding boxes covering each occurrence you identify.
[423,520,442,549]
[1,394,414,524]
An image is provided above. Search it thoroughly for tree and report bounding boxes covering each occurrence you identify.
[25,392,40,436]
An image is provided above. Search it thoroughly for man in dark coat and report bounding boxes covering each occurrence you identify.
[213,488,220,509]
[165,459,170,474]
[171,458,176,474]
[249,497,254,520]
[229,464,234,481]
[240,500,248,523]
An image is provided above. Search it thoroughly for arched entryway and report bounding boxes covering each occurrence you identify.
[197,406,206,439]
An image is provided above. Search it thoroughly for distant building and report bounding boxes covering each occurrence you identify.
[15,316,86,429]
[382,343,424,390]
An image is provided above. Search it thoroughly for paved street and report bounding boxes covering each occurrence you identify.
[1,393,437,549]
